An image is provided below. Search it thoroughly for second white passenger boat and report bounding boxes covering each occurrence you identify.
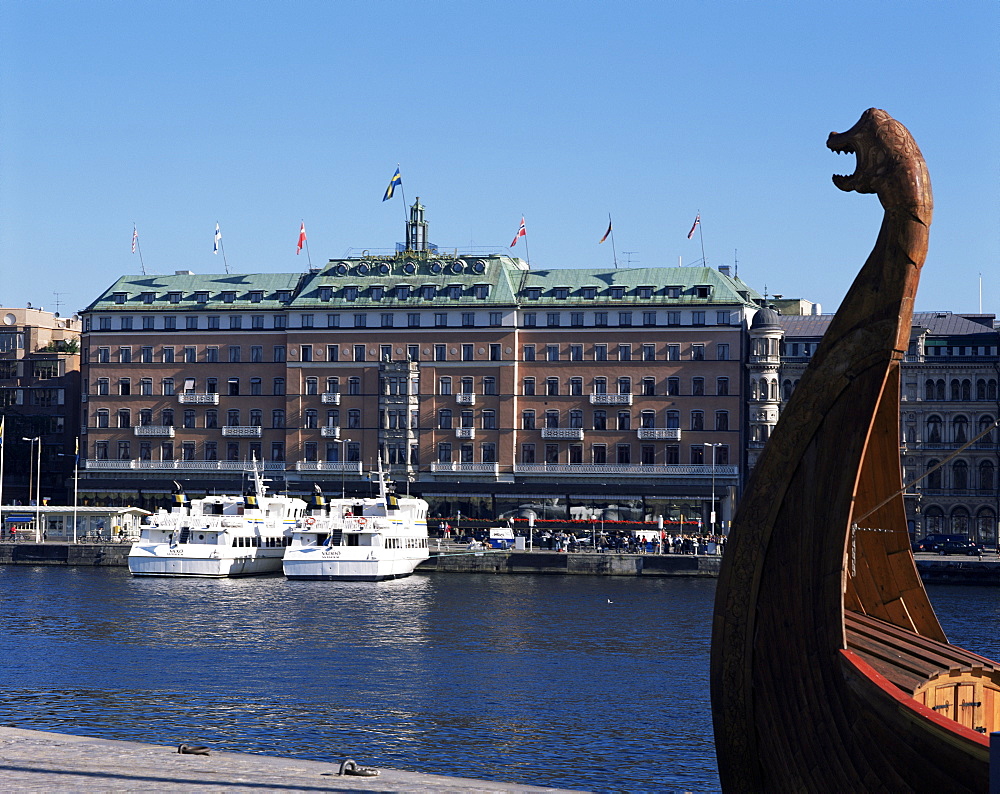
[128,468,305,578]
[282,468,429,582]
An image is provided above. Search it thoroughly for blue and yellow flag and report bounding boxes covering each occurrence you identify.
[383,167,402,201]
[0,416,4,447]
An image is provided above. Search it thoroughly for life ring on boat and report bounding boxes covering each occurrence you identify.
[304,517,316,526]
[357,517,368,526]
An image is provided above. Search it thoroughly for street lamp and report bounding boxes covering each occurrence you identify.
[339,438,353,499]
[22,437,41,542]
[703,442,722,537]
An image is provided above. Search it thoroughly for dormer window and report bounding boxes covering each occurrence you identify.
[695,285,711,299]
[371,286,384,301]
[473,284,489,299]
[249,291,263,303]
[319,287,333,301]
[610,287,625,299]
[222,291,236,303]
[526,287,541,301]
[447,284,462,299]
[666,286,681,299]
[421,285,436,299]
[113,292,128,304]
[582,287,597,300]
[196,291,209,304]
[395,285,410,300]
[344,286,358,301]
[553,287,569,300]
[141,292,155,304]
[277,290,292,303]
[638,286,654,299]
[168,292,181,304]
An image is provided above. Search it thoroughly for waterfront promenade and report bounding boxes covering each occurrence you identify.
[2,539,999,582]
[0,726,571,792]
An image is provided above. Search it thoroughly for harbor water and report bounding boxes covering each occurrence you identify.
[1,567,997,793]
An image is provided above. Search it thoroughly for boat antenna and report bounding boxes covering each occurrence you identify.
[248,452,269,502]
[854,418,1000,525]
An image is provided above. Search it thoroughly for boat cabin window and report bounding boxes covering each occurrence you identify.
[346,534,360,547]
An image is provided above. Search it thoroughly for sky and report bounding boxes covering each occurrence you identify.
[1,1,997,319]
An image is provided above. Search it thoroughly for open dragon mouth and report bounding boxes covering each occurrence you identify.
[828,140,859,190]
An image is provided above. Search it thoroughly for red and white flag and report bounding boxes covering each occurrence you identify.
[510,216,526,248]
[296,222,307,255]
[687,213,700,239]
[131,225,138,253]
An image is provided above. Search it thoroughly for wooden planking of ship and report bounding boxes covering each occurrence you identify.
[711,108,998,792]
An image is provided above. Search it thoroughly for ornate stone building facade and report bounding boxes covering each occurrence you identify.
[775,311,1000,544]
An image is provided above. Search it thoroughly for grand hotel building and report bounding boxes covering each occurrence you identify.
[79,202,765,526]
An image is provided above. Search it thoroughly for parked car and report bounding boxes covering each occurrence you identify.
[936,539,985,556]
[912,534,984,555]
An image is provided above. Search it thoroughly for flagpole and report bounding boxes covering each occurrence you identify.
[698,212,707,266]
[396,165,410,247]
[216,221,230,274]
[608,214,618,269]
[522,214,530,267]
[132,224,147,275]
[301,219,313,268]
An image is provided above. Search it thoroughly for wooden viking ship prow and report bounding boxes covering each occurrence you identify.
[711,108,997,792]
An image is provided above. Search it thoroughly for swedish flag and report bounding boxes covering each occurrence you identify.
[383,167,401,201]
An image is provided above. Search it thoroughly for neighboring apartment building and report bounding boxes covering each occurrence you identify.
[0,307,82,504]
[776,311,1000,545]
[79,202,764,527]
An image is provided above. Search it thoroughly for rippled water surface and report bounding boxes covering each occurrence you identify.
[1,567,995,793]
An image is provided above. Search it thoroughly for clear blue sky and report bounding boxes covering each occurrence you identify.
[1,1,997,318]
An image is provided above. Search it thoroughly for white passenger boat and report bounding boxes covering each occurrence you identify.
[282,467,429,582]
[128,468,305,578]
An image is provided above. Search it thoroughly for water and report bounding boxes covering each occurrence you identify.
[0,569,996,793]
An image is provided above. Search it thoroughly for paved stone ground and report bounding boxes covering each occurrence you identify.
[0,727,576,793]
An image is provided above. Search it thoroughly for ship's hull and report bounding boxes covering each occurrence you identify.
[128,545,285,577]
[282,547,428,581]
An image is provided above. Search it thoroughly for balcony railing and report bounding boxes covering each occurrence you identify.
[320,426,341,438]
[514,463,738,477]
[320,392,341,404]
[455,393,476,405]
[541,428,585,440]
[133,426,175,437]
[589,393,633,405]
[178,392,219,404]
[455,427,476,439]
[221,425,262,437]
[637,428,682,440]
[430,462,500,474]
[294,461,363,473]
[85,459,285,471]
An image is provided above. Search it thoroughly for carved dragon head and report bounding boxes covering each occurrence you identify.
[827,108,932,223]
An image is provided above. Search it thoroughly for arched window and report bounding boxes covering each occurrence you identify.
[545,410,560,429]
[691,411,704,431]
[953,415,968,443]
[979,460,994,492]
[769,379,779,401]
[546,377,560,396]
[936,379,946,400]
[594,377,607,395]
[305,377,318,395]
[962,380,972,401]
[926,379,938,401]
[976,507,996,544]
[666,411,680,429]
[569,410,584,428]
[990,380,999,401]
[978,415,995,444]
[924,506,945,534]
[750,378,759,400]
[977,379,987,401]
[926,459,942,489]
[950,379,961,401]
[304,409,318,429]
[617,376,631,394]
[640,410,655,429]
[950,506,971,536]
[926,415,942,443]
[953,460,969,491]
[715,411,729,431]
[438,409,452,429]
[782,379,793,400]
